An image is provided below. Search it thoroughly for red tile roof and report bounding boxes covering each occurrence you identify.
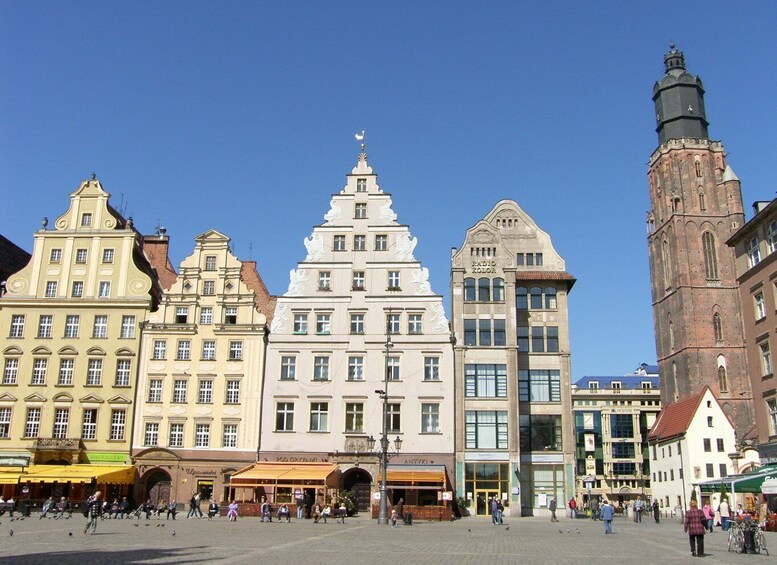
[648,387,708,442]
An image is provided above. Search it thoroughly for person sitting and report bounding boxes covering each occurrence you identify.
[109,499,120,519]
[322,504,331,524]
[119,497,130,519]
[166,500,177,520]
[40,496,55,519]
[277,503,291,523]
[144,499,155,519]
[313,504,322,523]
[260,498,272,522]
[55,497,68,519]
[156,500,166,519]
[208,500,219,520]
[227,500,238,522]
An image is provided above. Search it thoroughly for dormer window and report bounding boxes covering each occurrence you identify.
[641,382,652,390]
[356,178,367,192]
[355,203,367,219]
[588,381,599,390]
[611,381,622,393]
[204,256,217,271]
[81,213,92,227]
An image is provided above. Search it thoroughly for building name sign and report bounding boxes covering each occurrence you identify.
[465,452,508,461]
[276,456,325,463]
[403,458,433,465]
[470,260,497,273]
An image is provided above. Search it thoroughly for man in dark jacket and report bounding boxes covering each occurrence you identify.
[84,491,102,535]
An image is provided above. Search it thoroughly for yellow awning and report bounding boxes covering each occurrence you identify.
[230,463,339,487]
[0,472,20,485]
[22,464,135,484]
[385,470,446,483]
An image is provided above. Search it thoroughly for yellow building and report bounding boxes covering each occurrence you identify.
[0,177,162,503]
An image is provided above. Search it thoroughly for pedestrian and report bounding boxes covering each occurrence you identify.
[208,499,219,520]
[167,499,177,520]
[635,497,644,523]
[490,497,499,525]
[84,491,102,535]
[718,497,731,531]
[322,504,331,523]
[227,500,238,521]
[684,499,706,557]
[313,503,322,523]
[590,498,599,521]
[496,498,504,524]
[40,496,54,519]
[187,493,197,519]
[296,491,304,520]
[277,503,291,523]
[260,496,272,522]
[569,497,577,519]
[600,499,614,534]
[396,498,404,521]
[702,501,714,533]
[549,498,558,522]
[391,508,398,528]
[144,499,154,519]
[652,499,660,523]
[195,493,203,518]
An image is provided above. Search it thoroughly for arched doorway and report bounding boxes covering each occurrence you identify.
[341,468,372,512]
[143,469,172,506]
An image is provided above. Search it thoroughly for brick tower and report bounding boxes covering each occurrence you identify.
[646,45,753,438]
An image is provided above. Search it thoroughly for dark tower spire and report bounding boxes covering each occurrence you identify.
[652,44,709,143]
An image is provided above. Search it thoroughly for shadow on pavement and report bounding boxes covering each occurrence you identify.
[6,546,213,565]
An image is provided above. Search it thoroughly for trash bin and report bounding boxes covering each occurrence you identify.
[403,513,413,525]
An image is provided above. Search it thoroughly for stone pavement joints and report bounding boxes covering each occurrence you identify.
[0,513,773,564]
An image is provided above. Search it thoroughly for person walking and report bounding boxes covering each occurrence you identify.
[295,491,304,520]
[84,491,102,535]
[590,498,599,521]
[600,499,615,534]
[187,494,197,519]
[549,498,558,522]
[684,499,706,557]
[490,497,499,525]
[652,499,660,523]
[702,501,714,533]
[718,497,731,531]
[194,493,203,518]
[569,497,577,519]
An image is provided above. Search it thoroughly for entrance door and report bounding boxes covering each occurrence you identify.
[476,490,499,516]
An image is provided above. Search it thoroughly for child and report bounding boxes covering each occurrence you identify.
[391,509,398,528]
[227,500,238,521]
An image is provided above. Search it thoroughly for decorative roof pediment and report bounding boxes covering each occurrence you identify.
[0,393,18,403]
[86,347,106,356]
[57,346,79,356]
[2,346,23,356]
[52,392,74,403]
[31,346,52,356]
[135,447,182,461]
[24,393,48,403]
[79,394,105,404]
[115,347,135,357]
[195,229,230,244]
[107,394,132,405]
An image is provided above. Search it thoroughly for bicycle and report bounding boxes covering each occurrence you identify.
[753,523,769,556]
[727,521,745,553]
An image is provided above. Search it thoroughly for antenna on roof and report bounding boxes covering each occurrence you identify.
[248,242,254,260]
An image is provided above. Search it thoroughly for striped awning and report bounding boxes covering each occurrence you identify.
[230,463,340,488]
[379,465,448,488]
[21,464,135,484]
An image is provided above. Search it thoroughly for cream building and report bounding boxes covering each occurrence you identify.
[132,230,274,505]
[451,200,575,517]
[0,177,161,502]
[258,148,454,514]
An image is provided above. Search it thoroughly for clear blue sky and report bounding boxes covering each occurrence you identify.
[2,2,776,383]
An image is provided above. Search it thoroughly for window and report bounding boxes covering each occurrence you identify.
[52,408,69,439]
[223,424,238,448]
[516,287,528,309]
[86,359,102,385]
[717,438,725,452]
[760,341,773,375]
[204,255,217,271]
[203,280,215,295]
[713,313,723,342]
[169,423,184,447]
[356,178,367,192]
[545,287,557,309]
[386,403,401,432]
[493,278,505,301]
[408,313,422,334]
[518,369,561,402]
[421,403,440,433]
[195,423,210,447]
[352,271,365,290]
[38,315,53,338]
[718,366,729,393]
[386,313,400,334]
[466,364,508,398]
[71,281,84,298]
[175,307,188,324]
[310,402,329,432]
[3,358,18,384]
[102,249,114,263]
[121,315,136,338]
[82,409,97,440]
[702,232,718,279]
[177,340,191,361]
[478,278,490,301]
[98,281,110,298]
[144,423,159,446]
[202,340,216,360]
[45,281,57,297]
[465,410,508,449]
[707,416,714,427]
[58,358,74,385]
[198,380,213,403]
[229,341,242,360]
[546,327,559,352]
[387,356,400,381]
[0,408,10,438]
[280,356,296,381]
[480,320,492,346]
[350,313,365,334]
[225,307,238,324]
[333,236,346,251]
[530,287,543,309]
[424,357,440,381]
[464,278,476,301]
[517,326,529,351]
[110,409,126,440]
[115,359,131,386]
[493,319,505,345]
[31,358,47,385]
[612,443,635,458]
[50,248,62,263]
[276,402,294,431]
[768,399,777,435]
[81,213,92,227]
[611,414,634,438]
[75,248,88,263]
[318,271,331,291]
[148,379,163,403]
[93,315,108,338]
[354,235,366,251]
[10,314,25,338]
[388,271,400,289]
[347,356,363,381]
[703,438,712,452]
[375,235,387,251]
[225,380,240,404]
[313,356,330,381]
[173,380,187,403]
[531,326,544,352]
[748,237,761,267]
[589,381,599,390]
[769,221,777,254]
[755,292,766,320]
[64,315,79,338]
[706,463,714,478]
[354,203,367,219]
[152,340,166,360]
[345,403,363,432]
[293,314,308,334]
[316,314,330,335]
[25,407,41,438]
[200,307,213,325]
[464,319,477,346]
[519,414,562,451]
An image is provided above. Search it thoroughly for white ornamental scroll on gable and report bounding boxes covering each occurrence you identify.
[411,267,433,294]
[430,302,449,332]
[303,233,324,262]
[285,268,308,296]
[394,232,417,261]
[380,200,398,223]
[323,198,342,225]
[270,303,288,334]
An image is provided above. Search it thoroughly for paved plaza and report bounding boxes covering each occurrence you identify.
[0,512,773,564]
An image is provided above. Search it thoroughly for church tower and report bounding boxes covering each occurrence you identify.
[646,45,752,437]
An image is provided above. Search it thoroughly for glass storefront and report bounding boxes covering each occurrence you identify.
[464,462,510,516]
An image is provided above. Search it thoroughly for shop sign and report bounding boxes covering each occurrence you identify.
[465,452,508,461]
[470,260,497,273]
[86,452,129,463]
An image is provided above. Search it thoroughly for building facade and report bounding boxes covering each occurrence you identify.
[132,229,274,505]
[451,200,575,517]
[261,148,454,512]
[571,364,661,507]
[727,199,777,465]
[645,45,752,437]
[0,177,162,500]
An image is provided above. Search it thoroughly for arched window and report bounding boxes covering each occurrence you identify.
[669,321,675,350]
[530,287,543,309]
[464,278,475,302]
[699,192,706,211]
[695,160,702,177]
[516,287,528,310]
[478,278,490,302]
[718,366,728,393]
[713,313,723,342]
[661,240,671,288]
[702,232,718,280]
[544,287,557,309]
[672,362,679,400]
[492,278,504,302]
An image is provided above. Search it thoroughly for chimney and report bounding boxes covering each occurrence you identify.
[143,233,177,291]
